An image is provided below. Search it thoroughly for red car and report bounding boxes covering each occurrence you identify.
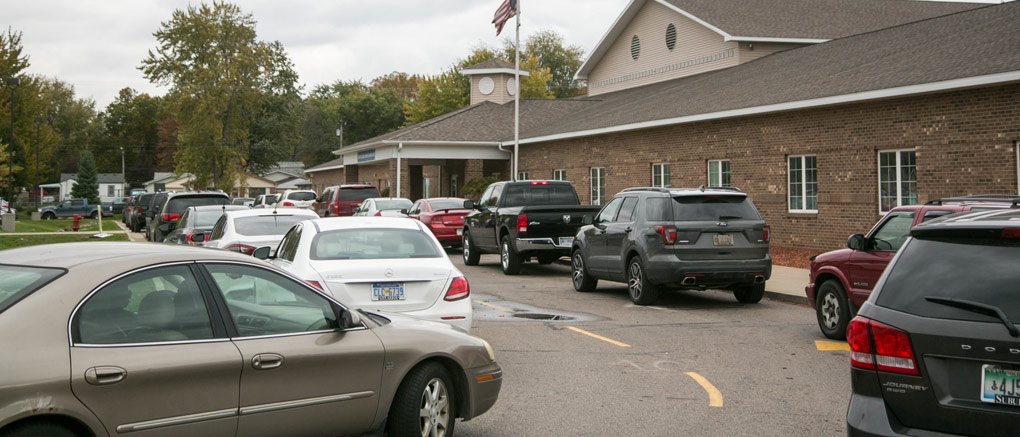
[313,184,380,217]
[405,197,471,247]
[805,195,1018,339]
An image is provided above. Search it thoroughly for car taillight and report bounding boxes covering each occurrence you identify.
[421,215,432,225]
[374,211,382,217]
[332,202,339,215]
[530,181,547,185]
[282,201,295,207]
[1001,228,1020,239]
[225,244,257,255]
[655,225,677,244]
[517,214,528,234]
[162,213,180,222]
[762,224,771,243]
[847,316,918,375]
[306,280,323,291]
[444,277,469,301]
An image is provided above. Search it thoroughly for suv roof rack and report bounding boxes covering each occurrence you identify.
[621,187,670,193]
[924,195,1020,206]
[696,185,743,193]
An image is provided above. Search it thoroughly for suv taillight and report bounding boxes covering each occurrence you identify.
[655,225,677,244]
[444,277,469,301]
[282,201,295,207]
[374,211,382,217]
[517,214,528,234]
[332,202,339,215]
[161,213,180,222]
[847,316,918,375]
[762,224,771,243]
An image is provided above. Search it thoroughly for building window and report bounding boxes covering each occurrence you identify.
[590,167,606,205]
[666,24,677,50]
[651,163,670,188]
[708,160,730,187]
[107,185,115,197]
[630,35,640,60]
[788,155,818,212]
[878,149,917,213]
[553,169,566,181]
[517,171,528,180]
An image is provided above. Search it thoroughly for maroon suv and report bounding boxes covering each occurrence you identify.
[805,195,1018,339]
[313,184,380,217]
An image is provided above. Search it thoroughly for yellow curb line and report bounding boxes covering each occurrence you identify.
[566,326,630,348]
[815,340,851,352]
[685,372,724,407]
[476,301,514,313]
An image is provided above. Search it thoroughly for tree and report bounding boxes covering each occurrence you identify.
[0,142,22,194]
[70,150,99,204]
[371,72,419,101]
[97,88,163,186]
[141,2,300,189]
[403,69,470,125]
[505,30,586,98]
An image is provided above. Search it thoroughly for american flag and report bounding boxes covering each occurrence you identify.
[492,0,518,36]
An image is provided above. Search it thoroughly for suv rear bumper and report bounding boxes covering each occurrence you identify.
[515,237,574,254]
[644,254,772,288]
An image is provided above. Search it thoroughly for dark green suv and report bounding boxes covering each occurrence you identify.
[571,187,771,305]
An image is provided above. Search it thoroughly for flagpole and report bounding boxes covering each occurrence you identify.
[513,0,520,182]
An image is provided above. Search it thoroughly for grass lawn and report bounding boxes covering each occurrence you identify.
[2,218,122,233]
[0,233,129,250]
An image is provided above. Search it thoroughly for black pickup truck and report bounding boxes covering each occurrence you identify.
[461,180,602,275]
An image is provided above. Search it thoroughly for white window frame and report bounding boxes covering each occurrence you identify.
[517,171,529,181]
[553,169,566,181]
[651,163,670,188]
[877,148,917,214]
[708,160,730,187]
[590,167,605,205]
[788,155,818,213]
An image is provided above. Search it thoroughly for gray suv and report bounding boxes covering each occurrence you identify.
[571,187,771,305]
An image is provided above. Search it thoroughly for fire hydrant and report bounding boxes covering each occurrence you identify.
[72,214,81,232]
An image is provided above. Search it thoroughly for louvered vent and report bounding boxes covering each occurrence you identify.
[666,24,677,50]
[630,35,640,60]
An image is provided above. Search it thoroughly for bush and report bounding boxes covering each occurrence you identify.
[461,176,501,201]
[380,187,390,197]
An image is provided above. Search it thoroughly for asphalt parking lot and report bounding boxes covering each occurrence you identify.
[452,251,850,436]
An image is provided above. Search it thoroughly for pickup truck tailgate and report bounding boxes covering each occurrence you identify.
[519,206,601,239]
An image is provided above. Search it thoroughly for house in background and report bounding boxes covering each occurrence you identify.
[59,173,126,202]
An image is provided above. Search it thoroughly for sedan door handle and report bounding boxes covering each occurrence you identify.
[624,227,632,233]
[85,366,127,385]
[252,353,284,370]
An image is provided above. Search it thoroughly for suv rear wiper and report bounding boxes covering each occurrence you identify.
[719,215,743,219]
[924,296,1020,337]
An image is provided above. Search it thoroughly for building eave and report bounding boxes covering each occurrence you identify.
[461,68,530,77]
[304,164,344,174]
[334,140,504,155]
[726,36,829,44]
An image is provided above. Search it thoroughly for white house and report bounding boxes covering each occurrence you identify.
[59,173,126,202]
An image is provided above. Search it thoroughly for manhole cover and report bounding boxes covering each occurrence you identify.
[512,313,573,321]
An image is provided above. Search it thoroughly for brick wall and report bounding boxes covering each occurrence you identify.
[307,168,345,194]
[517,84,1020,252]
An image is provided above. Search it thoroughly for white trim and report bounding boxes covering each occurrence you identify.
[304,164,344,174]
[726,36,829,44]
[336,140,503,155]
[590,167,606,205]
[651,163,670,188]
[654,0,732,39]
[518,71,1020,146]
[574,0,644,80]
[788,155,818,213]
[462,68,530,77]
[877,148,917,215]
[707,159,730,187]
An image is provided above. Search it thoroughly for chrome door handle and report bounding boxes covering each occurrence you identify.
[252,353,284,370]
[85,366,127,385]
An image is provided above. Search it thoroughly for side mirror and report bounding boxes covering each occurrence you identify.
[462,200,474,209]
[191,234,206,243]
[582,215,593,225]
[252,245,273,260]
[847,234,866,251]
[400,209,408,215]
[336,306,362,330]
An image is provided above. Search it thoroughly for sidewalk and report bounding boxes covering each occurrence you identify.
[764,265,809,306]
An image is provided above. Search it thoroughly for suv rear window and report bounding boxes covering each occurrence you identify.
[0,265,66,314]
[502,184,578,207]
[167,196,229,215]
[338,188,379,202]
[287,192,317,201]
[877,237,1020,321]
[671,195,761,221]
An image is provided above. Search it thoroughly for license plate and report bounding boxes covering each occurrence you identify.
[372,283,405,301]
[713,234,734,246]
[456,228,463,236]
[981,365,1020,406]
[558,236,574,247]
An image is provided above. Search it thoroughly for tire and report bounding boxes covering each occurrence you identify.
[42,212,55,220]
[537,254,559,264]
[627,256,659,305]
[815,280,850,340]
[387,362,457,437]
[734,283,766,304]
[571,250,598,292]
[462,230,480,266]
[500,236,522,275]
[0,421,77,437]
[89,211,98,220]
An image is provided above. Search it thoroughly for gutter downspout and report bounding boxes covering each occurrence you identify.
[396,143,402,198]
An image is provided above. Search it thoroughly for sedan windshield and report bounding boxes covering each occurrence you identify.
[234,215,311,236]
[0,265,66,314]
[311,229,441,260]
[376,199,413,210]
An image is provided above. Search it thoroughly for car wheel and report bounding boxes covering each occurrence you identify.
[42,212,55,220]
[462,230,480,266]
[627,256,659,305]
[571,250,598,292]
[89,211,98,220]
[387,362,457,437]
[734,283,766,304]
[537,254,559,264]
[500,236,522,275]
[0,421,77,437]
[816,280,850,340]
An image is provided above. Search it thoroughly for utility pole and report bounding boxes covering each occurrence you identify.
[336,120,344,149]
[34,116,42,210]
[120,146,125,196]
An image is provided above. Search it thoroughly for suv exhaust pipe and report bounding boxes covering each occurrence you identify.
[681,277,697,286]
[754,275,765,284]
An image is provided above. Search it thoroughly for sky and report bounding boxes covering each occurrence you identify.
[6,0,627,109]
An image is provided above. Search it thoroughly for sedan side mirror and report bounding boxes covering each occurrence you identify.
[582,215,593,225]
[252,245,274,260]
[159,223,171,233]
[400,209,408,215]
[847,234,866,251]
[462,200,474,209]
[191,234,206,243]
[336,306,362,330]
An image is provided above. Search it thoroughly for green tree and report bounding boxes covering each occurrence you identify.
[141,1,299,189]
[297,80,406,165]
[403,69,470,125]
[371,72,419,101]
[70,150,99,204]
[0,142,22,194]
[504,30,586,98]
[96,88,164,186]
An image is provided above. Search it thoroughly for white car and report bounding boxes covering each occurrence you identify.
[353,197,413,217]
[269,217,472,332]
[276,189,318,209]
[252,193,279,209]
[204,208,318,255]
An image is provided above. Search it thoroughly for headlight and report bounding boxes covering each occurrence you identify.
[481,339,496,362]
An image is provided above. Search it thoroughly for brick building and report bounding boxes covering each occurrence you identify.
[306,0,1020,251]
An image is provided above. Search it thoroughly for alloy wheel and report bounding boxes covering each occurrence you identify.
[572,254,585,288]
[419,377,451,437]
[501,241,509,270]
[821,293,840,330]
[628,261,643,300]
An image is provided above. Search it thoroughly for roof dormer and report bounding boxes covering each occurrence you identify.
[462,59,530,105]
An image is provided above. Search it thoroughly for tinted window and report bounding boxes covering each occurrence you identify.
[234,215,311,236]
[209,216,227,241]
[376,199,413,210]
[645,197,670,221]
[922,210,954,222]
[338,187,379,202]
[617,197,639,222]
[205,264,336,337]
[877,238,1020,321]
[671,196,761,221]
[487,185,504,207]
[311,229,442,260]
[277,225,302,262]
[167,196,229,215]
[287,192,317,201]
[502,184,578,207]
[428,199,465,211]
[76,265,214,344]
[0,265,65,314]
[597,197,624,223]
[265,194,279,205]
[196,209,227,227]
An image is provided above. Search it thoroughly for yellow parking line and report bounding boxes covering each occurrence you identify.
[566,326,630,348]
[815,340,851,352]
[476,301,514,313]
[685,372,723,407]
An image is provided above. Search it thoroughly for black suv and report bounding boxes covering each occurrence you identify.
[571,187,771,305]
[847,208,1020,435]
[147,191,230,242]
